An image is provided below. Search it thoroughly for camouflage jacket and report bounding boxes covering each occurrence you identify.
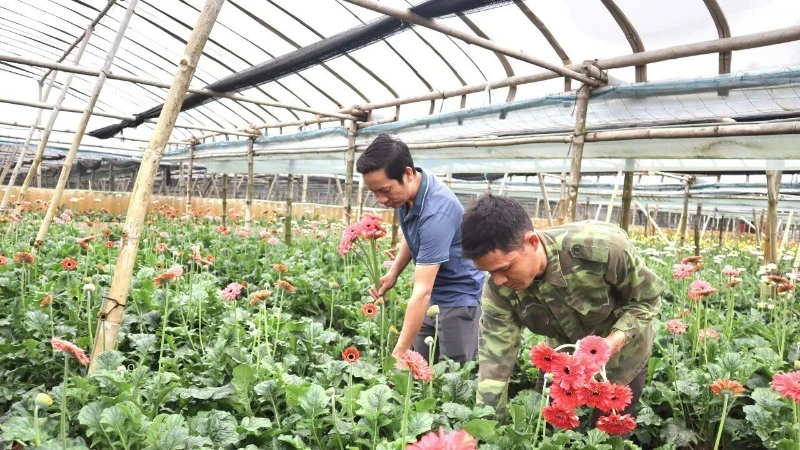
[477,221,665,419]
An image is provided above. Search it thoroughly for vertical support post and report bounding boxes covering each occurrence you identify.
[222,173,228,228]
[344,120,357,224]
[88,0,225,372]
[557,171,567,224]
[605,171,622,223]
[356,177,365,220]
[185,142,195,213]
[733,217,739,247]
[245,137,255,231]
[565,84,590,223]
[267,174,278,201]
[537,173,553,227]
[693,204,703,256]
[1,28,92,211]
[583,199,590,221]
[678,180,690,248]
[391,209,399,248]
[752,209,761,246]
[620,172,634,232]
[779,210,794,260]
[31,1,138,245]
[718,215,725,247]
[301,174,309,203]
[444,172,453,188]
[285,173,294,246]
[765,170,781,264]
[109,161,115,192]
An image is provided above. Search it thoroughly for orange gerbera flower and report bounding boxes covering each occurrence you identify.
[40,295,53,307]
[273,264,289,274]
[61,257,77,271]
[361,303,379,318]
[275,279,295,292]
[250,290,271,306]
[711,378,745,397]
[13,252,35,264]
[341,346,360,364]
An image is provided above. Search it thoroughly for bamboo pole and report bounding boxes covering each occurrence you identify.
[751,209,761,246]
[344,120,357,223]
[339,0,600,87]
[537,173,553,227]
[765,170,781,264]
[718,215,725,247]
[620,172,634,232]
[31,2,139,245]
[678,181,691,248]
[0,145,20,185]
[267,175,278,201]
[245,137,255,232]
[604,171,622,223]
[357,177,365,220]
[0,28,92,211]
[778,210,794,259]
[635,201,670,245]
[694,204,703,256]
[733,217,739,247]
[557,171,567,224]
[285,173,294,246]
[301,174,309,203]
[565,84,591,222]
[88,0,226,373]
[185,143,195,213]
[222,173,228,228]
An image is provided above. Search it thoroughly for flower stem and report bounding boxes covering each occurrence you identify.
[712,395,729,450]
[60,357,68,449]
[532,376,549,448]
[157,286,170,374]
[400,372,412,445]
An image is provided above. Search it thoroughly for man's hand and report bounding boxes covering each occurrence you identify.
[604,330,627,356]
[369,272,398,300]
[392,343,409,362]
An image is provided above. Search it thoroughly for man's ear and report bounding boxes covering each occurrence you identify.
[403,166,414,182]
[524,231,540,249]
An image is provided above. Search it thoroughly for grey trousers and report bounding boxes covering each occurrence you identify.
[412,305,481,364]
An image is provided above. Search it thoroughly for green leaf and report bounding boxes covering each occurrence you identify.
[356,384,396,420]
[299,384,329,417]
[0,416,35,442]
[750,387,785,409]
[414,397,438,413]
[128,333,157,354]
[191,410,240,448]
[406,412,435,440]
[441,402,473,421]
[742,404,774,429]
[146,414,189,450]
[24,310,50,336]
[238,416,271,434]
[463,419,499,442]
[442,373,473,403]
[178,384,235,400]
[232,364,255,414]
[77,402,106,438]
[95,350,125,371]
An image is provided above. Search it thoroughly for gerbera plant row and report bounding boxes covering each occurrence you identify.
[0,205,797,449]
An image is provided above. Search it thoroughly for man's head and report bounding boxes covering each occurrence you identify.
[462,195,546,290]
[357,134,417,209]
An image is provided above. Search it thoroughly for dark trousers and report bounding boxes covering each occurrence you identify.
[412,305,481,364]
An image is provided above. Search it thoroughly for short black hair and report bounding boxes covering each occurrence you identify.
[461,194,534,259]
[356,133,414,184]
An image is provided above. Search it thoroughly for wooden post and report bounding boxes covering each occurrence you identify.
[444,172,453,188]
[88,0,225,373]
[30,1,137,244]
[718,215,725,247]
[222,173,228,227]
[0,27,92,211]
[325,178,332,204]
[635,201,670,245]
[753,209,761,246]
[694,204,703,256]
[267,174,278,201]
[779,210,794,260]
[678,181,691,249]
[301,174,309,203]
[356,177,365,220]
[733,217,739,247]
[620,172,634,232]
[537,173,553,227]
[344,120,357,223]
[557,171,567,224]
[391,209,399,248]
[285,173,294,246]
[565,84,590,222]
[765,170,781,264]
[583,199,590,221]
[245,137,254,231]
[108,161,115,192]
[185,142,194,213]
[604,171,622,223]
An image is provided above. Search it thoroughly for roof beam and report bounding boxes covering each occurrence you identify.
[702,0,732,74]
[338,0,602,87]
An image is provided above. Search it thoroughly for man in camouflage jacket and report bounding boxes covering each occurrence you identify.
[461,194,665,420]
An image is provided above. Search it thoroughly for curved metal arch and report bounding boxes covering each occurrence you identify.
[702,0,732,74]
[512,0,573,90]
[599,0,647,82]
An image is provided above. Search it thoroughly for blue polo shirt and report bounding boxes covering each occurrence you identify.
[397,168,484,307]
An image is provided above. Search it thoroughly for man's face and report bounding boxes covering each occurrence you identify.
[471,231,545,291]
[362,167,414,209]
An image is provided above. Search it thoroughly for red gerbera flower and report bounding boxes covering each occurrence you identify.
[51,337,90,366]
[396,350,433,382]
[596,412,636,435]
[549,383,583,410]
[771,371,800,402]
[579,379,612,410]
[604,383,633,412]
[542,403,579,430]
[341,347,360,364]
[552,353,592,391]
[361,303,379,318]
[529,343,569,373]
[575,335,611,369]
[406,426,478,450]
[61,257,77,271]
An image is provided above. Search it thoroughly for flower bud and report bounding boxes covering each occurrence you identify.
[83,283,96,293]
[35,393,53,408]
[426,305,440,317]
[794,360,800,370]
[424,336,434,346]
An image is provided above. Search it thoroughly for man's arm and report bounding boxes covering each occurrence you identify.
[477,282,521,421]
[392,263,439,357]
[388,239,413,277]
[605,237,665,350]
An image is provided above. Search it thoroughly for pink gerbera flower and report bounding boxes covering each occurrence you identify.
[771,371,800,402]
[51,337,90,366]
[575,335,611,369]
[396,350,434,382]
[666,319,688,335]
[688,279,717,301]
[579,379,612,410]
[406,426,477,450]
[222,282,243,302]
[673,264,696,280]
[552,353,592,391]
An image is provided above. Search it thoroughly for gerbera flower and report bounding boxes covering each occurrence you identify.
[267,237,280,246]
[221,282,243,301]
[688,280,717,301]
[273,263,289,274]
[51,337,90,366]
[552,354,592,391]
[697,328,720,341]
[721,265,741,277]
[341,346,360,364]
[275,279,295,292]
[672,263,696,280]
[681,255,703,265]
[596,412,636,435]
[105,241,115,248]
[0,255,7,266]
[548,383,583,410]
[361,303,379,318]
[579,379,612,410]
[575,335,611,368]
[61,257,77,271]
[396,350,434,381]
[13,252,35,264]
[40,295,53,308]
[406,427,477,450]
[771,371,800,402]
[103,230,111,237]
[665,320,688,335]
[542,404,579,430]
[250,290,271,306]
[711,378,745,397]
[155,242,168,254]
[530,343,570,374]
[605,383,633,412]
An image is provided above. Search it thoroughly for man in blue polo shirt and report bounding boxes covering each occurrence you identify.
[356,133,485,364]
